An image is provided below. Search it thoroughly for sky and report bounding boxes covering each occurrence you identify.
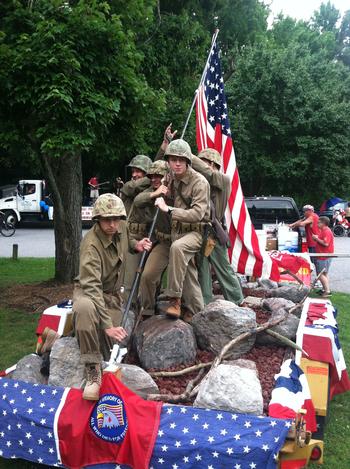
[268,0,349,24]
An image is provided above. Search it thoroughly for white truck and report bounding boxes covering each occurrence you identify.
[0,179,93,225]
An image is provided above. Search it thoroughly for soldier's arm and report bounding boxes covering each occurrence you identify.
[191,155,224,189]
[78,246,113,330]
[133,188,154,209]
[121,177,150,198]
[171,178,210,223]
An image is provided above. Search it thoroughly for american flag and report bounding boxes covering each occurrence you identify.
[196,38,279,280]
[0,377,290,469]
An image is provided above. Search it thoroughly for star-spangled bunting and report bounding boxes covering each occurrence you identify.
[0,377,290,469]
[196,39,280,280]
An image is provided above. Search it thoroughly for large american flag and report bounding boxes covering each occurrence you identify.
[196,38,279,280]
[0,376,290,469]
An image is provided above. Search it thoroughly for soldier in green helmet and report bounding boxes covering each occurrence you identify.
[155,139,210,320]
[72,193,152,400]
[192,148,244,305]
[133,160,171,317]
[120,153,152,305]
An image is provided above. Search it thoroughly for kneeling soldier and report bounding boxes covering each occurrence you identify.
[73,194,151,400]
[155,139,210,319]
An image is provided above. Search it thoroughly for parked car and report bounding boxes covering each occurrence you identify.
[245,196,305,251]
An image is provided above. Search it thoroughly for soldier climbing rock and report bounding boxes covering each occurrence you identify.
[155,139,210,320]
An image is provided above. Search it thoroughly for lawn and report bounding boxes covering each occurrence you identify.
[0,259,349,468]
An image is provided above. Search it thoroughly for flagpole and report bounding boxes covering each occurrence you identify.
[180,28,220,139]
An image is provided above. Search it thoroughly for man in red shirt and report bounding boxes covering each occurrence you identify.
[290,204,320,252]
[312,216,334,298]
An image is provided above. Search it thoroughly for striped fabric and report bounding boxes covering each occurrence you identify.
[196,40,279,280]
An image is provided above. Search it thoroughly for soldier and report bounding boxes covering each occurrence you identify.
[192,148,244,305]
[120,154,152,304]
[155,139,210,319]
[134,160,171,317]
[72,193,152,400]
[120,154,152,214]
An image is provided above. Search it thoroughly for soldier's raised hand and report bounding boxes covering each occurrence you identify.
[135,237,152,252]
[155,197,168,212]
[163,123,177,145]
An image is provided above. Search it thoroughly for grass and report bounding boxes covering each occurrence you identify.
[0,259,349,468]
[0,258,54,288]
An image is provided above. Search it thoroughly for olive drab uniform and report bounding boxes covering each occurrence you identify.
[120,154,152,304]
[134,160,171,316]
[192,151,244,305]
[163,140,211,316]
[72,196,137,364]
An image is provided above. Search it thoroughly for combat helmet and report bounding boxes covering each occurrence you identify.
[164,139,192,164]
[198,148,222,169]
[147,160,169,177]
[92,193,126,219]
[128,154,152,173]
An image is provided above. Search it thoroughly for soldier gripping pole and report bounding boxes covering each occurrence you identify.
[180,29,220,139]
[106,209,160,368]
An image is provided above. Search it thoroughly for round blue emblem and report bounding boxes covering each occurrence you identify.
[90,393,128,443]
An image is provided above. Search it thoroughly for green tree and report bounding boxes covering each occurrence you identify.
[226,18,350,205]
[0,0,163,282]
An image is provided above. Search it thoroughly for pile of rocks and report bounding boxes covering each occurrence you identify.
[9,282,306,416]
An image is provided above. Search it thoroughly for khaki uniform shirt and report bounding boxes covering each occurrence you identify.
[74,222,137,330]
[134,187,171,235]
[192,155,231,221]
[169,166,210,223]
[121,177,150,215]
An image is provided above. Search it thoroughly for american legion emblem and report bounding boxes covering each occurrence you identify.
[90,393,128,443]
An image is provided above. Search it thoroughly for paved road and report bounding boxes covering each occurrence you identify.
[1,228,349,293]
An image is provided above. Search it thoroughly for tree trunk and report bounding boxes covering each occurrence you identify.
[43,152,83,283]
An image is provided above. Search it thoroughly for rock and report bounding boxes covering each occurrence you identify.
[258,278,279,289]
[245,282,259,289]
[192,299,256,357]
[194,361,263,414]
[134,315,197,370]
[118,364,159,397]
[256,308,300,345]
[263,296,302,318]
[11,354,46,384]
[48,337,85,388]
[269,285,309,303]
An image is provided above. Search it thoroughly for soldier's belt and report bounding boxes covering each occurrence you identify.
[155,230,171,242]
[127,222,148,234]
[171,221,208,234]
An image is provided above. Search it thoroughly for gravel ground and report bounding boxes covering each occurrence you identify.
[1,228,349,293]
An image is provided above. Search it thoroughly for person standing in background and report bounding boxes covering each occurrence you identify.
[312,216,334,298]
[290,204,319,253]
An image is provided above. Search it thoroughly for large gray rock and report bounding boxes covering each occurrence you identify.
[134,315,197,371]
[48,337,85,388]
[118,364,159,397]
[192,300,256,357]
[269,285,309,303]
[194,361,263,414]
[258,278,279,289]
[11,354,46,384]
[263,296,302,318]
[256,308,300,345]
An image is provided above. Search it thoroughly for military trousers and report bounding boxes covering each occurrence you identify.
[72,287,122,364]
[164,231,204,315]
[198,242,244,305]
[139,241,170,316]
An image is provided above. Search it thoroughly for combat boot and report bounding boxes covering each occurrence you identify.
[83,364,102,401]
[165,298,181,319]
[39,327,60,354]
